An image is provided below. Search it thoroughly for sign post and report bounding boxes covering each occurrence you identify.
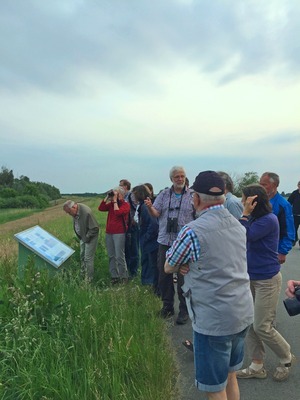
[14,225,75,274]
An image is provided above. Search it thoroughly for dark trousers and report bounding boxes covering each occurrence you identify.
[293,215,300,242]
[157,244,188,314]
[141,248,159,287]
[125,224,140,277]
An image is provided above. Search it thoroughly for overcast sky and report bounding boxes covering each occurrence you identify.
[1,0,299,194]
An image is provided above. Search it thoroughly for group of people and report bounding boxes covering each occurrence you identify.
[97,179,160,287]
[164,170,297,400]
[62,179,160,288]
[63,168,299,400]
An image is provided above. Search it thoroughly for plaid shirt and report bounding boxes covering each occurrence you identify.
[166,225,200,266]
[166,205,225,266]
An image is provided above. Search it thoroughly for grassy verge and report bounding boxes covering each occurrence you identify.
[0,208,40,224]
[0,198,77,225]
[0,199,179,400]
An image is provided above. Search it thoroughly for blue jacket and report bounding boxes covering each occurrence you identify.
[270,192,295,255]
[138,203,159,254]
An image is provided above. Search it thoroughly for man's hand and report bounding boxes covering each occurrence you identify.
[178,264,190,275]
[164,262,190,275]
[164,261,178,274]
[278,253,286,264]
[144,197,152,208]
[144,197,160,217]
[285,280,300,298]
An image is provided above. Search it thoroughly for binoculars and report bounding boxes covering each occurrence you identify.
[166,217,179,234]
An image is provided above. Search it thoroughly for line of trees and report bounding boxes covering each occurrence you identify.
[0,167,289,209]
[0,166,61,209]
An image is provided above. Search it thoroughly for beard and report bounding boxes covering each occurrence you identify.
[173,183,185,191]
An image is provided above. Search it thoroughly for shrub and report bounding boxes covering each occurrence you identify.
[0,188,18,198]
[36,194,49,208]
[0,197,23,208]
[0,195,49,209]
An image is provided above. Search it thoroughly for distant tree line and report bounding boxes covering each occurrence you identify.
[0,166,61,209]
[62,192,99,197]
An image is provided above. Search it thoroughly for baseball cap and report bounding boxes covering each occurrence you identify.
[191,170,225,195]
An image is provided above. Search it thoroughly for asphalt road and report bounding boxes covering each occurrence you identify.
[170,244,300,400]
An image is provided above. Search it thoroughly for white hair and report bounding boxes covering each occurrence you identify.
[114,186,125,197]
[198,192,225,205]
[169,165,186,180]
[63,200,75,210]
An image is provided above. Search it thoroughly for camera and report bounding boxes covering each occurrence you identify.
[283,286,300,316]
[107,190,114,198]
[166,217,179,234]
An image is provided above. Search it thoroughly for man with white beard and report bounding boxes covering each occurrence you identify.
[145,166,194,324]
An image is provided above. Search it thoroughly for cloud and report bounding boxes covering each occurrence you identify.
[1,0,300,94]
[254,131,300,145]
[0,0,299,195]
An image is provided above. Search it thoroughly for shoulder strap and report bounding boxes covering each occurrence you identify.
[122,215,128,232]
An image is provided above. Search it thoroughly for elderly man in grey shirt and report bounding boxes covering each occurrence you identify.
[63,200,99,281]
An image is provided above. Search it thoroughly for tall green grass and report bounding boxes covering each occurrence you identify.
[0,198,179,400]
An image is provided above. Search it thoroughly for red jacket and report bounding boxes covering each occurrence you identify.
[98,199,130,234]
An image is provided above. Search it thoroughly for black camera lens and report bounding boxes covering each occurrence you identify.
[283,286,300,317]
[107,190,114,197]
[295,287,300,301]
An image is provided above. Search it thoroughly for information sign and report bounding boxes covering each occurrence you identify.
[14,225,75,268]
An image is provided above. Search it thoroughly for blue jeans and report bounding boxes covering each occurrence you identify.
[140,248,158,286]
[194,327,249,393]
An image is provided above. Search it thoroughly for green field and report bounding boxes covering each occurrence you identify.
[0,208,39,224]
[0,199,179,400]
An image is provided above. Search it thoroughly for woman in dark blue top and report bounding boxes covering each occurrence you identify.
[132,185,159,291]
[237,184,294,382]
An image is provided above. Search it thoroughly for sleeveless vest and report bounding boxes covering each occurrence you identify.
[183,208,254,336]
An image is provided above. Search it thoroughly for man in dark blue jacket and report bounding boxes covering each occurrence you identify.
[288,181,300,246]
[260,172,295,264]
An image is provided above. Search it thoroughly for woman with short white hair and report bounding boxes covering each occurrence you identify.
[98,186,130,284]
